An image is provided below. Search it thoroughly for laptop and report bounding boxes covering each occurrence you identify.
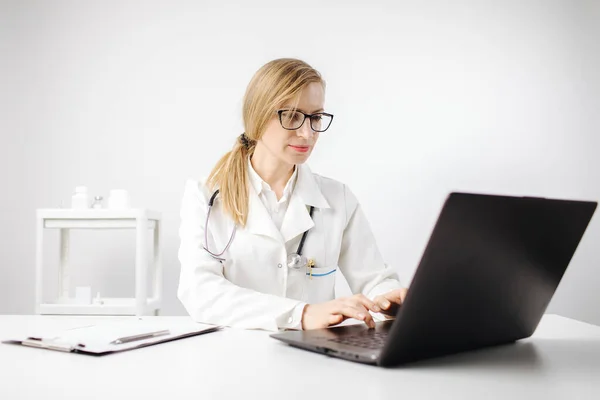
[270,192,597,367]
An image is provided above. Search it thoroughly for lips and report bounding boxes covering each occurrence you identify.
[289,145,310,153]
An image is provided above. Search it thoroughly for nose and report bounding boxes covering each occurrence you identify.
[296,118,315,140]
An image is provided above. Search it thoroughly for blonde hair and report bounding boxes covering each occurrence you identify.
[206,58,325,227]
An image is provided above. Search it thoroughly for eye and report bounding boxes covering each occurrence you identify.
[280,111,295,119]
[280,110,305,129]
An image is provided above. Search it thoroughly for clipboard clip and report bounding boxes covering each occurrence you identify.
[22,337,73,352]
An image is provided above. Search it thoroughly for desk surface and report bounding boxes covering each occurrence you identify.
[1,314,599,400]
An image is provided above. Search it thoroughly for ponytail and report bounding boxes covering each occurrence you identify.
[206,134,256,227]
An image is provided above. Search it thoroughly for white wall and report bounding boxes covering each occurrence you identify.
[1,0,599,324]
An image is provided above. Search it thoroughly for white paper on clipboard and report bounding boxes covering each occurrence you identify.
[2,319,221,355]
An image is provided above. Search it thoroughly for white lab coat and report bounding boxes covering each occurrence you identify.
[177,163,402,331]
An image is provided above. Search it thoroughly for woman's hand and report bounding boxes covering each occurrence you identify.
[373,288,409,318]
[301,294,382,330]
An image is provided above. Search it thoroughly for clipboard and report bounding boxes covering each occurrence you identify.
[2,319,221,356]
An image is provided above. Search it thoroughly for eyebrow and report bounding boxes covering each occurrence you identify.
[283,107,325,114]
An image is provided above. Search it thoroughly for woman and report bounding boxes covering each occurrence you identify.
[177,58,407,332]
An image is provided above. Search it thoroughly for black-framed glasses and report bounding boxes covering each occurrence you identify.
[277,109,334,132]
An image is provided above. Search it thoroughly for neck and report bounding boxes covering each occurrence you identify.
[250,143,295,192]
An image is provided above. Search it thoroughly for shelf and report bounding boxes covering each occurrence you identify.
[37,209,161,220]
[44,219,157,229]
[39,298,161,316]
[36,207,163,317]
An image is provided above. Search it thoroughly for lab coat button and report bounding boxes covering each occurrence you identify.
[287,317,293,324]
[278,263,282,268]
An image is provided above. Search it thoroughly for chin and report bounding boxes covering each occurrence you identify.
[290,154,311,164]
[283,151,311,165]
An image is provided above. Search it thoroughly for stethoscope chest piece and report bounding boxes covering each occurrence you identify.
[287,253,308,270]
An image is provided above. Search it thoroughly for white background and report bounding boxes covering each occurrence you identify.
[1,0,599,324]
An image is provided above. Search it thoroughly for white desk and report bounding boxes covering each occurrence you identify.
[1,314,599,400]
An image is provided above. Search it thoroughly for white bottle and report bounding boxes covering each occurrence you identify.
[71,186,89,209]
[108,189,130,209]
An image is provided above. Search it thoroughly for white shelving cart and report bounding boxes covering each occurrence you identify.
[35,209,162,316]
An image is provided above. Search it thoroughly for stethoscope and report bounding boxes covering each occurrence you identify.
[203,189,315,270]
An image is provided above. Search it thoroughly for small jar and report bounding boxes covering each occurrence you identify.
[91,196,104,209]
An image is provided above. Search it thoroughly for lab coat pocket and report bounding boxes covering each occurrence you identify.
[305,265,337,304]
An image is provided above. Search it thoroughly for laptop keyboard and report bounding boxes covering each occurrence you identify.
[329,331,389,350]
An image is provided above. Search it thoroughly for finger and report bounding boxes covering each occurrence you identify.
[328,314,344,326]
[384,288,409,304]
[339,306,376,328]
[374,295,392,310]
[346,298,379,319]
[341,297,369,312]
[350,294,381,313]
[337,304,367,320]
[399,288,408,302]
[346,298,370,311]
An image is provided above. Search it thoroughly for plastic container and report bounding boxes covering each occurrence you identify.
[71,186,89,209]
[108,189,130,209]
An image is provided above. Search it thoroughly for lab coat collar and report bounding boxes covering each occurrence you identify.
[280,163,330,243]
[291,163,330,210]
[244,163,330,244]
[245,185,283,242]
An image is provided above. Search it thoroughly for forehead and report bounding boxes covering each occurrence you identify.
[285,82,325,112]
